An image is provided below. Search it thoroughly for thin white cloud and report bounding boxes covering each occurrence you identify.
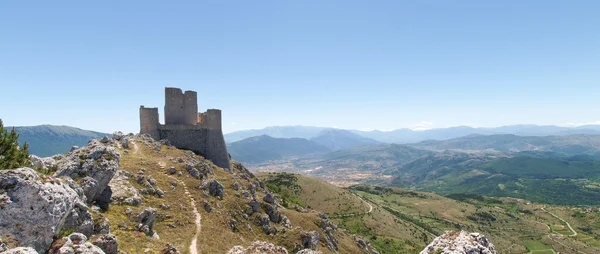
[410,121,434,131]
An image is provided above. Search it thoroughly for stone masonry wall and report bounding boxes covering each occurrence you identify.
[158,125,230,169]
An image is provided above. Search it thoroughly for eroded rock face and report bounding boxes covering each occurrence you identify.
[420,231,497,254]
[227,241,288,254]
[0,168,80,253]
[54,139,120,207]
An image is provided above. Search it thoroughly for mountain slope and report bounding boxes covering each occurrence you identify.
[110,135,371,253]
[391,151,600,205]
[11,125,108,156]
[228,135,331,164]
[310,129,381,151]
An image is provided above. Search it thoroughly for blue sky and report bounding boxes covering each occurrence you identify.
[1,1,599,134]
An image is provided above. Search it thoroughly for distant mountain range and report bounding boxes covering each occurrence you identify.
[227,135,330,164]
[225,124,600,143]
[10,125,108,157]
[227,129,381,164]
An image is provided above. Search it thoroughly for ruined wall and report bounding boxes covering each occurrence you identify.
[183,91,198,125]
[157,125,230,169]
[203,109,222,130]
[164,87,185,125]
[165,87,199,125]
[139,106,160,140]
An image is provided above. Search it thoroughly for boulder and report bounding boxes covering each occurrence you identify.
[263,193,275,204]
[227,241,288,254]
[108,170,139,205]
[208,180,224,199]
[301,231,320,251]
[162,243,181,254]
[111,131,124,141]
[30,155,56,170]
[167,167,176,175]
[259,214,271,234]
[0,168,80,253]
[91,234,118,254]
[120,139,129,149]
[55,233,105,254]
[54,139,120,207]
[420,231,497,254]
[266,204,282,223]
[136,208,158,236]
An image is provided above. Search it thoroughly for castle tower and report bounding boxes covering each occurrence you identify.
[139,87,230,169]
[139,106,160,140]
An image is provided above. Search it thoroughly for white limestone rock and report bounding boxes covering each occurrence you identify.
[54,139,120,206]
[0,168,80,253]
[29,155,56,170]
[1,247,39,254]
[420,231,497,254]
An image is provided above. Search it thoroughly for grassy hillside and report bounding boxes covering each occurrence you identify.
[12,125,107,157]
[228,135,330,164]
[108,136,369,253]
[259,172,600,253]
[258,173,435,253]
[392,153,600,205]
[349,185,600,253]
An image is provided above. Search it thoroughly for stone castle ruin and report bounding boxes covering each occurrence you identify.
[139,87,230,169]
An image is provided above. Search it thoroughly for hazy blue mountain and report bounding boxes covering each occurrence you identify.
[227,124,600,144]
[224,126,326,143]
[227,135,330,164]
[310,129,381,151]
[408,134,600,156]
[11,125,108,157]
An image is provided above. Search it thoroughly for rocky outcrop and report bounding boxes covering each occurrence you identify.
[0,168,80,253]
[301,231,320,251]
[30,155,57,170]
[208,180,224,199]
[63,200,94,237]
[161,243,181,254]
[90,234,118,254]
[54,139,120,208]
[55,233,105,254]
[1,247,39,254]
[420,231,497,254]
[353,235,380,254]
[227,241,288,254]
[107,170,140,205]
[136,208,158,236]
